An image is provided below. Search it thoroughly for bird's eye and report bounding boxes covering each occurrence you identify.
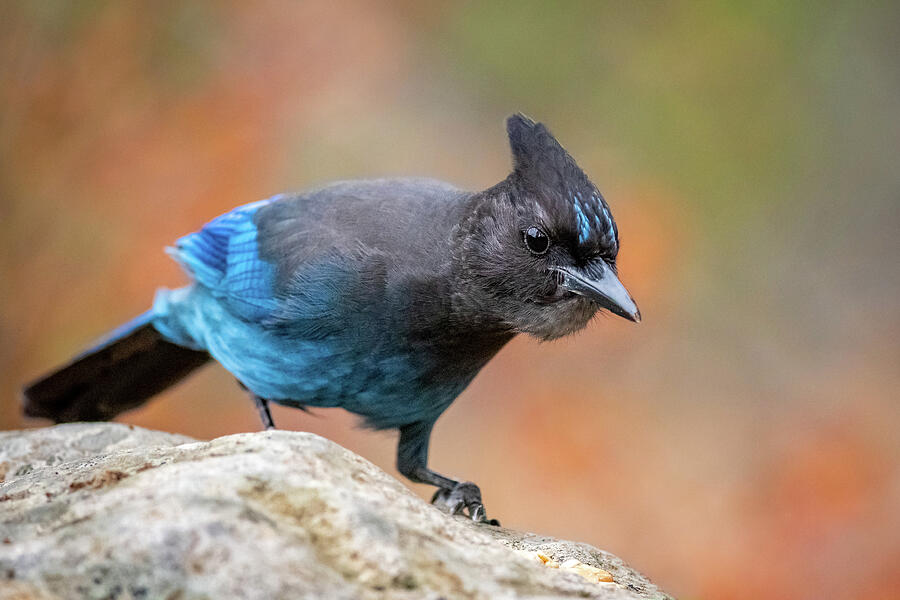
[523,226,550,255]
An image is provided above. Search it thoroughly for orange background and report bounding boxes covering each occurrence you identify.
[2,3,898,599]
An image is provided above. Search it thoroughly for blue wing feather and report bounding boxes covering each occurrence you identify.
[169,197,282,320]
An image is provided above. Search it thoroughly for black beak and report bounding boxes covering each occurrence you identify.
[554,261,641,322]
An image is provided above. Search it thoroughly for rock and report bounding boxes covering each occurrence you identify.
[0,423,672,599]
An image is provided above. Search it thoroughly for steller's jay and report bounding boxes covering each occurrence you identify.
[23,114,639,523]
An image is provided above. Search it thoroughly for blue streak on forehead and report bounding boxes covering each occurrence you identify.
[597,197,616,240]
[571,192,591,244]
[570,190,616,246]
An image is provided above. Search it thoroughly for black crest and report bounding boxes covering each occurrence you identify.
[506,114,618,254]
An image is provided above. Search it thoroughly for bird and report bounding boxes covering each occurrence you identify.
[22,114,640,523]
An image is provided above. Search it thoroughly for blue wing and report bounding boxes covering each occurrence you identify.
[168,196,284,320]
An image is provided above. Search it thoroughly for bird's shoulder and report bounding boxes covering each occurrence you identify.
[168,178,467,326]
[254,177,468,282]
[255,177,467,246]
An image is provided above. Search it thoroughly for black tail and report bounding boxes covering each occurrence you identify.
[23,312,210,423]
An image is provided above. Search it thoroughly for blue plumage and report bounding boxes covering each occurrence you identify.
[168,197,280,320]
[152,283,467,429]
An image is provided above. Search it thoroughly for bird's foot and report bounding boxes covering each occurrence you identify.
[431,481,500,526]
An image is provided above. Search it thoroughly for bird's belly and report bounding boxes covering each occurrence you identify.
[218,337,466,429]
[153,286,467,429]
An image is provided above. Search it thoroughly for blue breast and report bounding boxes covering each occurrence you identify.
[154,285,464,429]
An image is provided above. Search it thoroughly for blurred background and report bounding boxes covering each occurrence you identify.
[2,2,898,598]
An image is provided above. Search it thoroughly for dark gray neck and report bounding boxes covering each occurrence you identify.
[396,184,517,377]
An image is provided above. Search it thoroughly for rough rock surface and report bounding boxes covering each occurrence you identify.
[0,423,672,600]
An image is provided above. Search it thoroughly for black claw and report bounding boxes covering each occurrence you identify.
[469,504,485,522]
[430,481,497,524]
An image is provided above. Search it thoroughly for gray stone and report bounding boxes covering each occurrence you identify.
[0,423,672,599]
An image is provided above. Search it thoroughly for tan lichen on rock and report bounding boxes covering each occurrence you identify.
[518,550,616,585]
[560,558,616,583]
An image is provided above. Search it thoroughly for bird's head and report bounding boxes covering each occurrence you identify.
[457,114,640,341]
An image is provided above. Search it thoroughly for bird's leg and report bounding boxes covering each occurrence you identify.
[236,380,276,430]
[253,395,276,430]
[397,421,499,525]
